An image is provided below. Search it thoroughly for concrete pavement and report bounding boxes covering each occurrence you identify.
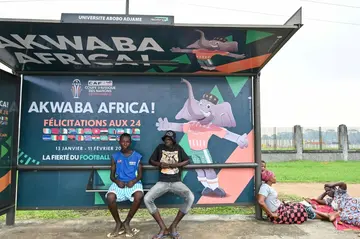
[0,215,359,239]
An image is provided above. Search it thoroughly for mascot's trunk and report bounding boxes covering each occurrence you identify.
[196,30,209,49]
[182,79,204,120]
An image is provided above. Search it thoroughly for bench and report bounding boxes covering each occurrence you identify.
[85,169,153,193]
[86,185,152,193]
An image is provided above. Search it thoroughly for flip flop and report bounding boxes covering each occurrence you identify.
[106,228,125,237]
[152,233,166,239]
[170,232,181,239]
[125,228,140,238]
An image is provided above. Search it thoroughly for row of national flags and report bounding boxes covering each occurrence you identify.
[0,116,8,125]
[0,109,9,115]
[42,134,140,142]
[43,128,140,135]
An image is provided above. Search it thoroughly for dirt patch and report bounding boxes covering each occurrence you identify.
[274,183,360,199]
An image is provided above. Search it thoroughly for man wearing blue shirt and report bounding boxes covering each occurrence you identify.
[105,133,143,238]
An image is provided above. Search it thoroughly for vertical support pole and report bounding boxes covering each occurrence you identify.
[254,73,262,220]
[125,0,130,15]
[6,73,22,226]
[6,207,15,226]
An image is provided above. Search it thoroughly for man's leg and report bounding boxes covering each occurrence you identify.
[106,191,124,237]
[123,189,144,236]
[144,182,169,238]
[168,182,195,238]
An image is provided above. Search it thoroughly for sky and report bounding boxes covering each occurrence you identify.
[0,0,359,127]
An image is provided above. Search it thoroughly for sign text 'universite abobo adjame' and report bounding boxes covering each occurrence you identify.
[0,34,165,66]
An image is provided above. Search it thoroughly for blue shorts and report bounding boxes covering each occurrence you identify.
[105,182,143,202]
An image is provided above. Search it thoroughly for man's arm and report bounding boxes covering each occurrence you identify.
[305,191,327,205]
[171,146,190,168]
[325,182,347,190]
[149,145,161,167]
[110,157,125,188]
[172,159,190,168]
[110,157,117,183]
[132,162,143,184]
[127,162,143,188]
[317,191,327,200]
[150,160,161,167]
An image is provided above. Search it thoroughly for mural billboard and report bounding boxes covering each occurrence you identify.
[18,75,254,208]
[0,21,295,75]
[0,70,20,212]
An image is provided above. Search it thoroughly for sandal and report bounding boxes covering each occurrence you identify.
[170,232,181,239]
[152,233,167,239]
[107,228,125,238]
[125,228,140,238]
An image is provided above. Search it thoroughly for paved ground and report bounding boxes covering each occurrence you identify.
[0,215,359,239]
[275,183,360,198]
[1,183,360,238]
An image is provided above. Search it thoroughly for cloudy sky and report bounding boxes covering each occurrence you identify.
[0,0,359,127]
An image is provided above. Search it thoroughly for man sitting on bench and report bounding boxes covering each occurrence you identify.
[105,133,143,238]
[144,130,195,239]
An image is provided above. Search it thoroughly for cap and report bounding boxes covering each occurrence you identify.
[161,130,176,143]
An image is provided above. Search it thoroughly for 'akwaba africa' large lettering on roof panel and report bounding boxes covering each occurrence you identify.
[0,21,294,74]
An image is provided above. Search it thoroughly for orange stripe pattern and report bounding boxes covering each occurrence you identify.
[216,54,271,73]
[0,170,11,193]
[197,130,254,204]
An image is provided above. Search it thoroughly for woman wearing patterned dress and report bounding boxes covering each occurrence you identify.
[257,170,314,224]
[322,182,360,227]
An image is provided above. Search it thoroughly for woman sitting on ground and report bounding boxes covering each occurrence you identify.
[318,182,360,227]
[257,170,316,224]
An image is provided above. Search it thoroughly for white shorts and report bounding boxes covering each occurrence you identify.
[105,182,143,202]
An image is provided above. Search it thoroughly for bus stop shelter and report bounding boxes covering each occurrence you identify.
[0,8,302,226]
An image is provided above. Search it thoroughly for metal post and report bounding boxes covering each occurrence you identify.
[6,206,15,225]
[254,73,262,220]
[6,73,22,226]
[125,0,130,15]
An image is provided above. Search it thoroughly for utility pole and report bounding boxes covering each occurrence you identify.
[125,0,130,15]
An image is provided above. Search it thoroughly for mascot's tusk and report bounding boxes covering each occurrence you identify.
[200,110,211,117]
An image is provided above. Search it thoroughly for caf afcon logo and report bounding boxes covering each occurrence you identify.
[71,79,82,99]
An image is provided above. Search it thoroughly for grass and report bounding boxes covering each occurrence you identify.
[0,206,255,221]
[0,194,302,221]
[267,160,360,183]
[1,160,358,221]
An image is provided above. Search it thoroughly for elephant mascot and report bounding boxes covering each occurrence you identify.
[170,29,246,71]
[156,78,248,197]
